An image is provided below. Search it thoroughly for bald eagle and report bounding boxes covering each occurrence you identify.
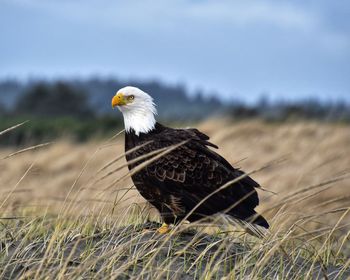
[112,86,269,233]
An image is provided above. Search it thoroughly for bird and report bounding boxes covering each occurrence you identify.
[111,86,269,233]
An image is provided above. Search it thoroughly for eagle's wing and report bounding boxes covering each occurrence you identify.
[130,127,268,228]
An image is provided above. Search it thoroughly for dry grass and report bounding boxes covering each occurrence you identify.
[0,119,349,279]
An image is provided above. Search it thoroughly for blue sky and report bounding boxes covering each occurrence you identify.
[1,0,349,102]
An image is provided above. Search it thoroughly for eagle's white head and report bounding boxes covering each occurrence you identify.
[112,86,157,136]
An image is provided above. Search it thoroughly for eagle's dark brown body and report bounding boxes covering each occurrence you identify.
[125,122,269,228]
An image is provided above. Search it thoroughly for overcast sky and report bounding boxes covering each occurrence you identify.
[1,0,349,102]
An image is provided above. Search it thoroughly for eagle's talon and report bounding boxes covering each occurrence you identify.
[157,223,171,234]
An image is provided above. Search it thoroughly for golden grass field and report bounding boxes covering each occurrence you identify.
[1,120,349,279]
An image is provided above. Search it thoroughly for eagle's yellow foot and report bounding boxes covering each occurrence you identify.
[157,223,171,234]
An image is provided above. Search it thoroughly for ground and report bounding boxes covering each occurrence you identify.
[0,120,349,279]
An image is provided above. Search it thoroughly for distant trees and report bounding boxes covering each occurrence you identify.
[15,82,94,118]
[0,101,6,116]
[0,78,349,146]
[0,78,348,122]
[228,98,350,122]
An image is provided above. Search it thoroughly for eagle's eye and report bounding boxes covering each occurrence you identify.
[127,95,135,101]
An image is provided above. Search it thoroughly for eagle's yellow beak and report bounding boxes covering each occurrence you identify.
[112,93,126,108]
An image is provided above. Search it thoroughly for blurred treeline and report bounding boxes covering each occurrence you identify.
[0,78,349,146]
[0,81,121,145]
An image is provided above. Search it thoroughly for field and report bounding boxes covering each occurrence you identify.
[0,120,349,279]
